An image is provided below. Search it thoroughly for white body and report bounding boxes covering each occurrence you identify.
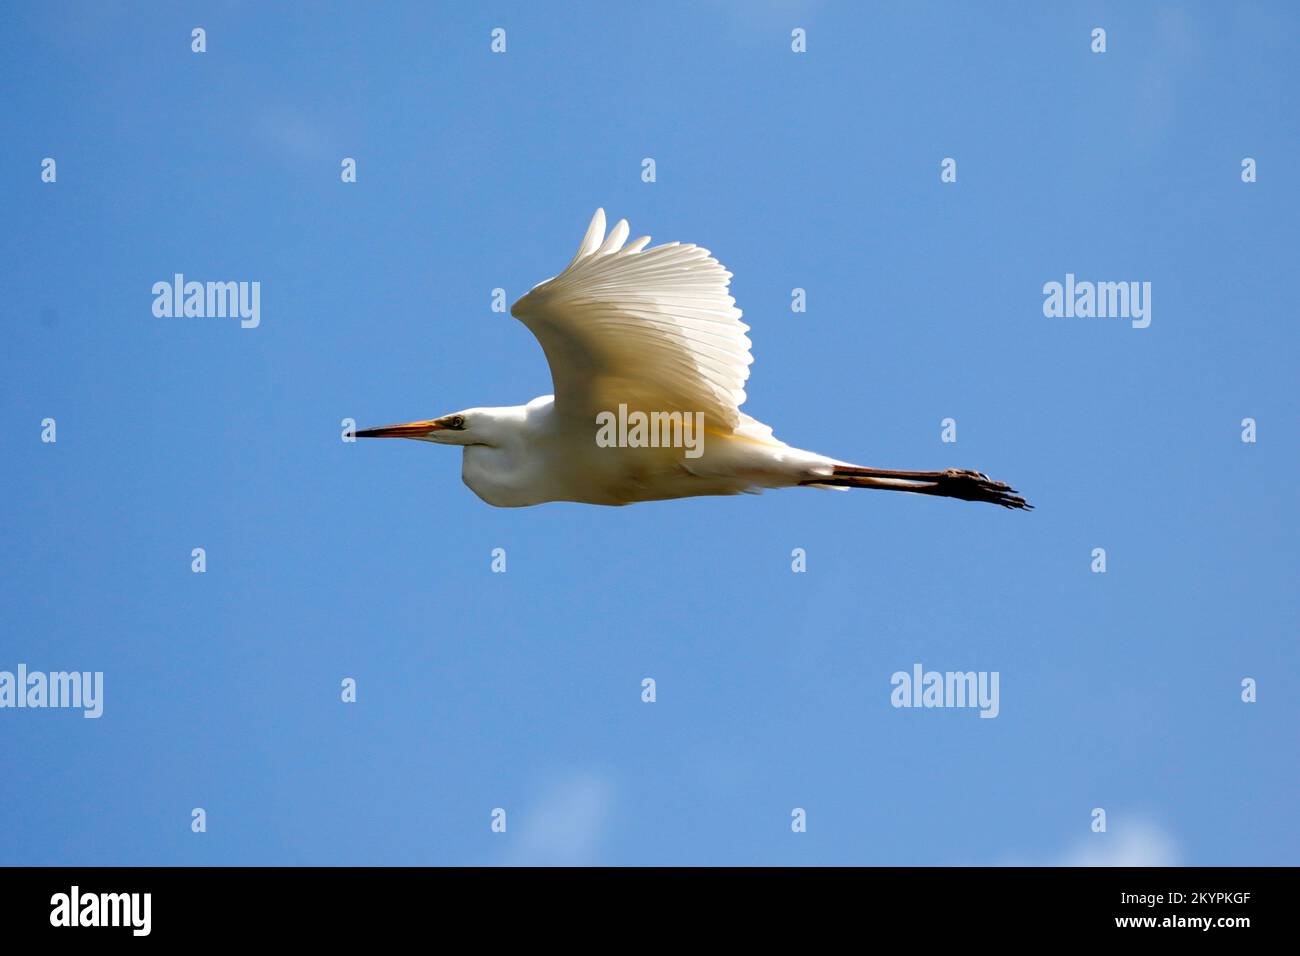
[458,396,839,508]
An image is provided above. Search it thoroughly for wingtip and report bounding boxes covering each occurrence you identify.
[595,218,630,256]
[568,208,608,268]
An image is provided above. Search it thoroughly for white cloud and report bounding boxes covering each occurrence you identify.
[1058,819,1182,867]
[503,773,615,867]
[989,818,1183,867]
[256,109,335,163]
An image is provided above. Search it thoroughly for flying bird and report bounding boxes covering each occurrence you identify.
[358,210,1030,510]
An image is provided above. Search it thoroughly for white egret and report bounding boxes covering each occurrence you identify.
[359,210,1030,510]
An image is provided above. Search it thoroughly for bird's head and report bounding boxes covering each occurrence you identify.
[356,410,482,446]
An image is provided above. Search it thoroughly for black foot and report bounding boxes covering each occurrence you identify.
[936,469,1033,510]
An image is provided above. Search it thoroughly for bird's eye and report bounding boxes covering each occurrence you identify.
[447,416,465,429]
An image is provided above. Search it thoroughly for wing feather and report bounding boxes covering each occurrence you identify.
[511,209,752,430]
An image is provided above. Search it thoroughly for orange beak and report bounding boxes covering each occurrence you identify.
[355,420,445,439]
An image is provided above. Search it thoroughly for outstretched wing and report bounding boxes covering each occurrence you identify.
[510,209,753,431]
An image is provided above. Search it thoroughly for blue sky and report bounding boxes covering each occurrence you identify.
[1,2,1296,866]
